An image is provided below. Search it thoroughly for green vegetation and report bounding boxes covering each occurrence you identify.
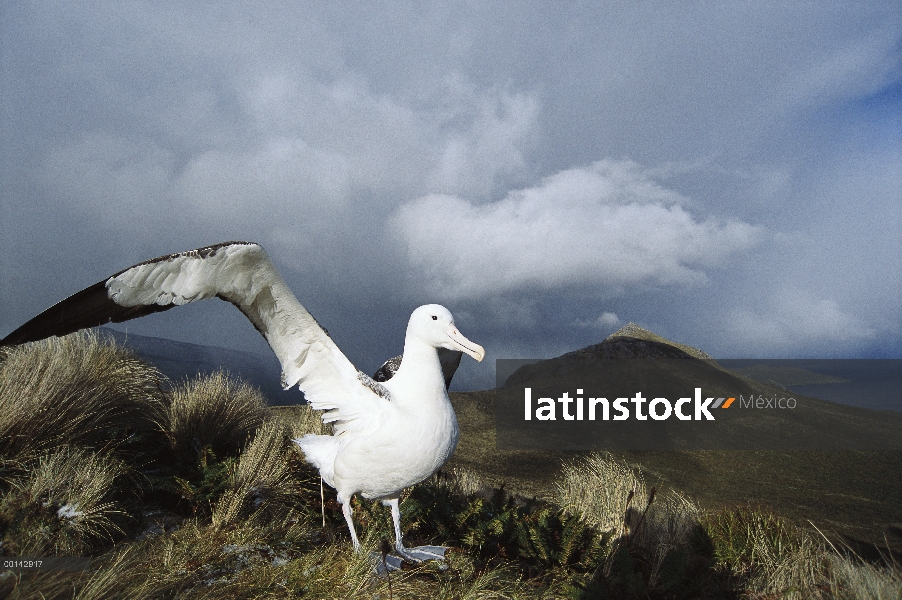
[1,333,900,598]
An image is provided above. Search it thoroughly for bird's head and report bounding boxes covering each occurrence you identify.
[408,304,485,362]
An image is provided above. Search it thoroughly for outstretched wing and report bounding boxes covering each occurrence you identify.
[1,241,387,431]
[373,349,462,389]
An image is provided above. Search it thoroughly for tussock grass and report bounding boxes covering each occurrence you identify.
[555,454,701,568]
[2,334,900,599]
[434,467,488,498]
[554,453,710,595]
[554,453,647,532]
[551,454,896,598]
[826,551,902,599]
[166,370,267,465]
[1,446,128,556]
[2,522,538,599]
[705,506,827,596]
[213,419,307,528]
[703,508,902,599]
[272,402,331,438]
[0,331,165,463]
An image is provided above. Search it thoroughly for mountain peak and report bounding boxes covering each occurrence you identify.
[603,323,712,359]
[605,322,655,340]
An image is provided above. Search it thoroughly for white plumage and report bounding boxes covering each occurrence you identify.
[0,242,485,560]
[294,303,483,556]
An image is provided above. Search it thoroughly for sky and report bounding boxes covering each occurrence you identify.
[1,1,900,390]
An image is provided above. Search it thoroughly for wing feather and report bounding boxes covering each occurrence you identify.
[1,242,386,431]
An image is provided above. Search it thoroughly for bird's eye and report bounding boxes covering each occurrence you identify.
[431,315,437,320]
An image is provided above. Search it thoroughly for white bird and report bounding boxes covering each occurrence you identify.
[0,241,485,560]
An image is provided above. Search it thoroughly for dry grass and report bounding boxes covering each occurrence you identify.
[2,522,539,599]
[0,331,165,463]
[1,446,128,556]
[166,370,268,465]
[554,452,701,552]
[434,467,488,498]
[271,402,331,438]
[554,453,706,592]
[551,453,902,598]
[2,335,900,599]
[826,551,902,599]
[705,506,827,596]
[212,419,306,528]
[554,453,647,532]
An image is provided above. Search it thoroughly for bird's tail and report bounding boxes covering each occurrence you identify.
[292,434,339,488]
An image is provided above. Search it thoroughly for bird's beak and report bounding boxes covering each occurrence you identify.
[447,327,485,362]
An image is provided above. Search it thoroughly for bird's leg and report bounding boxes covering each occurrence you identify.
[384,497,450,564]
[386,497,407,556]
[320,477,325,528]
[339,494,361,551]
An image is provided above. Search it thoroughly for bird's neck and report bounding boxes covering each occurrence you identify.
[392,338,447,397]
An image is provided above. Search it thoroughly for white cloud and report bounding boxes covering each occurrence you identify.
[574,312,621,329]
[725,292,876,356]
[391,160,763,299]
[38,63,540,235]
[246,70,539,200]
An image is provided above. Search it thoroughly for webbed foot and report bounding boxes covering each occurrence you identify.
[397,545,449,562]
[372,545,451,575]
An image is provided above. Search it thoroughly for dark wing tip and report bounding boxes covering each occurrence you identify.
[0,280,176,347]
[1,241,261,347]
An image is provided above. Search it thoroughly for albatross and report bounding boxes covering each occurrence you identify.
[0,241,485,561]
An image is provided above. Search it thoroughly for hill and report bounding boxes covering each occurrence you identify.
[98,328,292,405]
[89,325,902,550]
[448,326,902,553]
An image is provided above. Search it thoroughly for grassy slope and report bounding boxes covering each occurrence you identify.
[448,391,902,556]
[450,323,902,554]
[3,333,901,598]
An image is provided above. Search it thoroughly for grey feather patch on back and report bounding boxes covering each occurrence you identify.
[372,348,462,390]
[357,371,392,401]
[373,355,403,382]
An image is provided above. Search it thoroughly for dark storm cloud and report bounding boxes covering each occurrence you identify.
[2,1,900,388]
